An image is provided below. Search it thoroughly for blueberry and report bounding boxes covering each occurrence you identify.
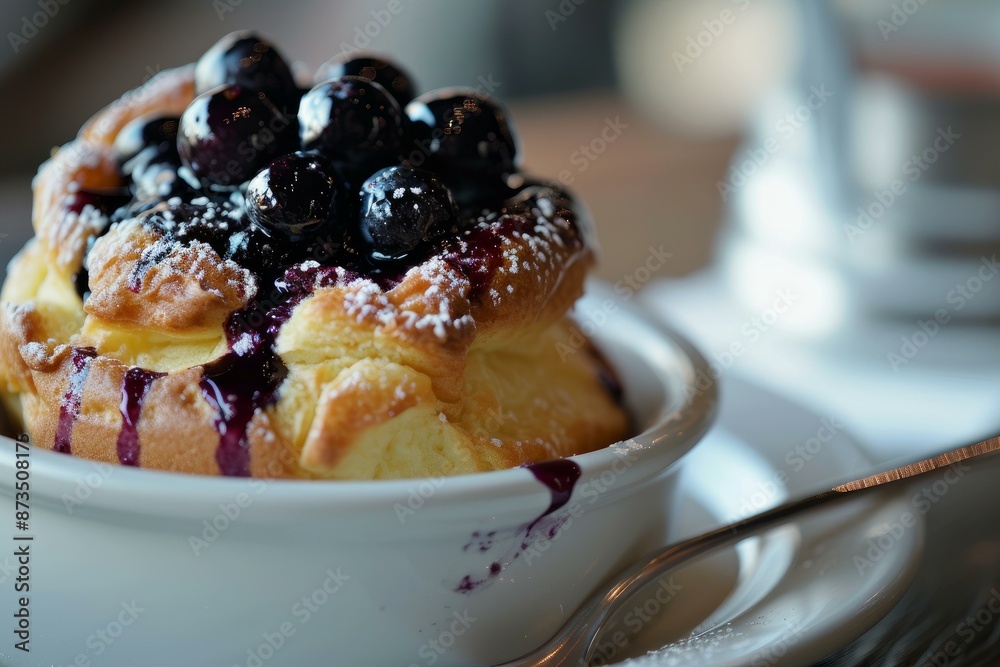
[114,114,197,201]
[140,196,247,258]
[315,54,415,108]
[195,31,299,104]
[359,165,458,262]
[404,89,519,175]
[245,152,343,243]
[230,222,292,273]
[178,85,298,188]
[298,77,405,177]
[115,114,181,167]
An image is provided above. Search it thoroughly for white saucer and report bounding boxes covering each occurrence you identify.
[601,376,925,666]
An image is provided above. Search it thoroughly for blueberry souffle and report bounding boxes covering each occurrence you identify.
[0,32,629,478]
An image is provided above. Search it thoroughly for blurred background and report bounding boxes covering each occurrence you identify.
[0,0,735,283]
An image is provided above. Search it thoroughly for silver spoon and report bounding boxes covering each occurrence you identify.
[496,434,1000,666]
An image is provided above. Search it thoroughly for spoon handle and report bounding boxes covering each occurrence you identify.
[496,488,850,666]
[497,435,1000,666]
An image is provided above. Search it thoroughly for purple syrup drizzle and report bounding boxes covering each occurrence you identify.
[126,243,173,293]
[199,265,340,476]
[65,188,131,217]
[116,367,165,466]
[442,224,506,300]
[54,347,98,454]
[441,200,585,302]
[587,342,624,405]
[455,575,478,593]
[461,530,497,553]
[67,189,132,300]
[525,458,582,533]
[454,459,582,593]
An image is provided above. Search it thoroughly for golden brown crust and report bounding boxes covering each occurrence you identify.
[85,217,255,334]
[0,65,630,478]
[33,66,196,277]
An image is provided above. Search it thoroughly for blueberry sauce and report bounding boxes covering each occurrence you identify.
[441,223,506,300]
[455,575,479,593]
[198,264,340,476]
[441,192,584,302]
[126,243,173,293]
[65,188,131,218]
[461,530,497,553]
[67,189,132,300]
[54,347,98,454]
[586,342,624,405]
[454,458,582,593]
[116,367,165,466]
[525,459,582,534]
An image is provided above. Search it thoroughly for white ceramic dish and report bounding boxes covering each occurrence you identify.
[0,286,716,667]
[605,375,924,666]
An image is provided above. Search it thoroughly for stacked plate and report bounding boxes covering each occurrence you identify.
[718,4,1000,341]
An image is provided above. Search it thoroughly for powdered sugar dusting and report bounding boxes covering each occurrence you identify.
[341,256,476,342]
[20,341,52,367]
[619,625,745,665]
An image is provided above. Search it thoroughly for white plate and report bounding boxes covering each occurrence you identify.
[596,376,925,666]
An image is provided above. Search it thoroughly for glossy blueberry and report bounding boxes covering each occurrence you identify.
[178,84,298,188]
[69,188,133,300]
[359,165,458,261]
[195,31,299,104]
[144,197,242,247]
[298,77,405,176]
[404,89,519,175]
[114,114,181,167]
[114,115,198,201]
[245,152,342,242]
[315,54,415,108]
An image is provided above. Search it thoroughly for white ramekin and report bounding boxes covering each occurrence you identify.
[0,285,716,667]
